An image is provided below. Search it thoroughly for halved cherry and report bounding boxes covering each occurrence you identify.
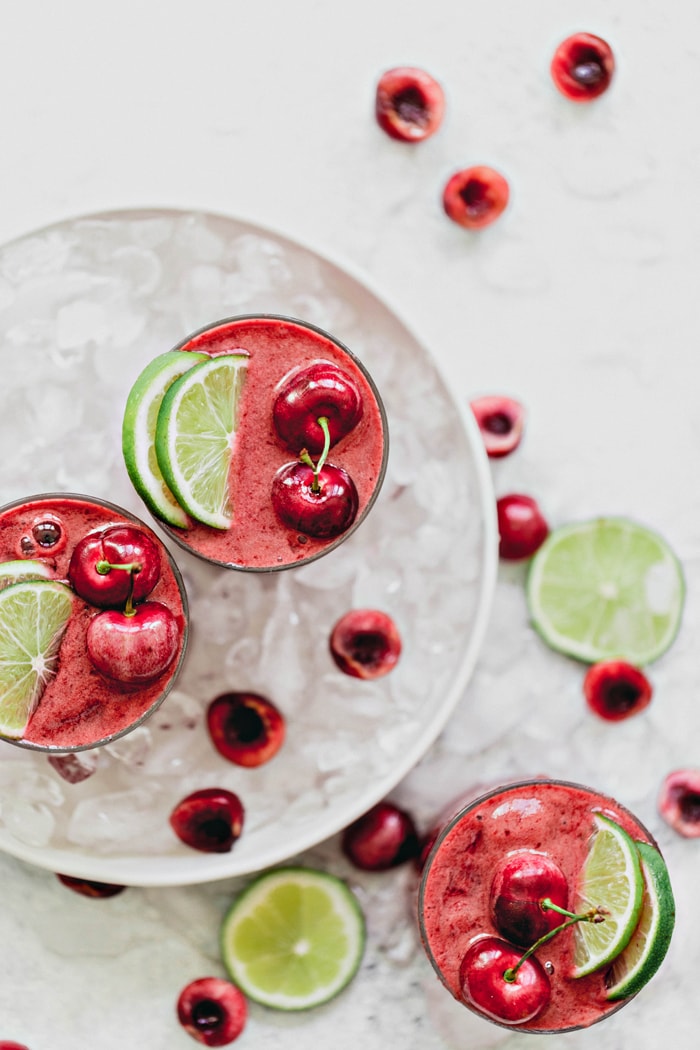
[207,692,285,767]
[329,608,402,679]
[177,976,247,1046]
[583,660,652,721]
[550,33,615,102]
[443,166,509,230]
[170,788,245,853]
[56,873,126,898]
[658,769,700,838]
[375,66,445,142]
[470,396,525,458]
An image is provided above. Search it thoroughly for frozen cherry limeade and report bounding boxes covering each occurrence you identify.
[0,494,188,752]
[418,779,675,1033]
[121,314,388,570]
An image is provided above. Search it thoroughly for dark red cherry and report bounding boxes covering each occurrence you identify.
[272,361,363,455]
[459,936,550,1025]
[170,788,245,853]
[551,33,615,102]
[271,461,358,538]
[342,801,420,871]
[177,976,247,1046]
[497,494,549,560]
[68,525,161,607]
[658,769,700,838]
[470,396,525,458]
[207,692,285,767]
[56,873,126,898]
[86,601,180,683]
[329,608,402,679]
[490,851,569,947]
[584,660,653,721]
[375,66,445,142]
[443,166,509,230]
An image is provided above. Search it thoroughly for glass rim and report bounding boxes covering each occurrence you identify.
[155,312,390,573]
[0,491,190,755]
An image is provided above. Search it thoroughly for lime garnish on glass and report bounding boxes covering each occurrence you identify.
[526,517,685,665]
[220,866,366,1010]
[0,579,73,739]
[572,814,644,978]
[606,840,675,1000]
[0,559,53,590]
[155,354,248,530]
[122,350,209,528]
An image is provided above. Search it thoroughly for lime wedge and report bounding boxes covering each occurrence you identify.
[526,517,685,665]
[122,350,208,527]
[0,579,73,739]
[155,354,248,529]
[0,560,53,589]
[572,814,644,978]
[606,841,675,1000]
[220,866,366,1010]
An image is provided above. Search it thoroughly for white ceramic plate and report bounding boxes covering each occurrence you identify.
[0,208,496,885]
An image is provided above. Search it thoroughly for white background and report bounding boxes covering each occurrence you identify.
[1,2,699,1048]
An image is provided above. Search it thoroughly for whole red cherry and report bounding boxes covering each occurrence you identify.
[273,361,363,455]
[68,525,161,607]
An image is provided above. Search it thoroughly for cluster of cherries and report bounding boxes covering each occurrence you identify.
[375,33,615,230]
[457,849,589,1025]
[270,360,364,539]
[168,606,403,855]
[469,394,658,723]
[67,524,181,684]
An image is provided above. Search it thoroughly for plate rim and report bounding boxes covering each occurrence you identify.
[0,205,498,885]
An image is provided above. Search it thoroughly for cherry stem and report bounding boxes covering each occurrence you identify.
[299,416,331,494]
[123,569,137,618]
[503,901,608,983]
[96,559,142,576]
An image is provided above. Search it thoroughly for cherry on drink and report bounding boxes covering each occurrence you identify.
[272,360,363,454]
[68,524,162,607]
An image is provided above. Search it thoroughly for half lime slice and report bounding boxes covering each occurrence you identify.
[526,517,685,664]
[572,814,644,978]
[606,841,675,1000]
[0,560,54,590]
[155,354,248,529]
[122,350,208,527]
[0,579,73,739]
[220,866,366,1010]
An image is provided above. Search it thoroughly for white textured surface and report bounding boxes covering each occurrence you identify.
[1,1,699,1048]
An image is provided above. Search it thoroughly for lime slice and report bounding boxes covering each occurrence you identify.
[122,350,208,527]
[155,354,248,529]
[606,841,675,1000]
[572,814,644,978]
[526,517,685,665]
[0,579,73,739]
[220,866,366,1010]
[0,560,53,589]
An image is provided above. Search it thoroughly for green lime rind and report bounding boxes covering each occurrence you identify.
[606,841,675,1000]
[220,865,366,1011]
[122,350,209,528]
[572,814,644,978]
[0,579,73,739]
[526,517,685,666]
[0,560,54,589]
[154,354,248,530]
